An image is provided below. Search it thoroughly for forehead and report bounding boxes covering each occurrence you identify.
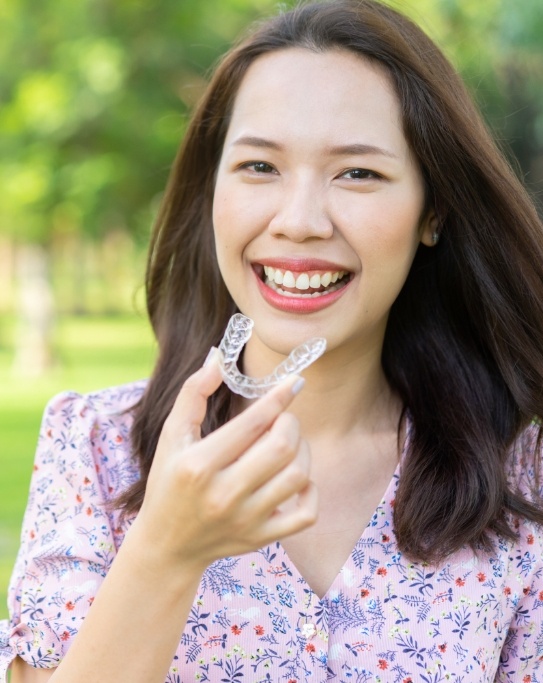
[224,47,408,157]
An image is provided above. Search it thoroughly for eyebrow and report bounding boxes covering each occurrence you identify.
[232,135,399,159]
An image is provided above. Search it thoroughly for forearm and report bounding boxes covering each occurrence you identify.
[49,522,205,683]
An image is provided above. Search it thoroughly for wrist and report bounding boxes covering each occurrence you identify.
[120,516,209,595]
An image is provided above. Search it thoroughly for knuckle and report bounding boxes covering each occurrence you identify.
[244,411,272,440]
[299,506,318,527]
[270,433,294,456]
[286,465,309,490]
[175,458,209,487]
[204,495,229,521]
[181,372,202,394]
[278,411,299,431]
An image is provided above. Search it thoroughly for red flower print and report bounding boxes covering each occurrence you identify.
[503,586,511,596]
[65,601,75,611]
[438,643,447,653]
[288,680,297,683]
[378,659,388,670]
[360,589,370,598]
[305,643,316,653]
[76,494,82,503]
[527,533,534,545]
[539,590,543,601]
[455,577,465,587]
[29,530,35,540]
[83,477,91,485]
[254,625,265,636]
[376,567,387,576]
[231,625,242,635]
[88,597,94,605]
[381,534,390,542]
[60,631,70,641]
[523,587,530,595]
[403,679,413,683]
[86,507,92,516]
[95,464,100,472]
[477,572,486,582]
[115,435,123,443]
[523,676,531,683]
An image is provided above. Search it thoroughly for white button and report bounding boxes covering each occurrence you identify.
[302,622,317,639]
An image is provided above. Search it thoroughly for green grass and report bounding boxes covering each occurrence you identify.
[0,313,156,621]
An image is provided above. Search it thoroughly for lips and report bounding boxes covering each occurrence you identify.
[252,258,353,313]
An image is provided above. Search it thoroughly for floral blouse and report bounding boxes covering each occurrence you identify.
[0,382,542,682]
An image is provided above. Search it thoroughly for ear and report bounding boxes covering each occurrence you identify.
[420,210,440,247]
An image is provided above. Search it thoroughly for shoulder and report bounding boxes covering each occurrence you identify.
[507,420,542,502]
[42,379,147,422]
[33,380,148,503]
[40,379,147,443]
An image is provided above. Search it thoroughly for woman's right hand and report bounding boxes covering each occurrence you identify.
[129,348,318,575]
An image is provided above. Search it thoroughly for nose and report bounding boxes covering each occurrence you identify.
[267,174,334,242]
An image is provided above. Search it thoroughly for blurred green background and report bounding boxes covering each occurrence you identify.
[1,0,542,623]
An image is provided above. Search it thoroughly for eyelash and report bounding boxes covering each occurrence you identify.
[239,161,276,174]
[238,162,382,181]
[339,168,381,181]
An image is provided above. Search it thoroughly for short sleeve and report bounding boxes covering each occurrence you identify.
[0,390,133,680]
[496,423,543,681]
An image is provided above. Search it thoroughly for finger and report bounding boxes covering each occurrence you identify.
[248,438,312,514]
[259,482,319,544]
[167,348,223,443]
[224,412,301,496]
[202,374,305,468]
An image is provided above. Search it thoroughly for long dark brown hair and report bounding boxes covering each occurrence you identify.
[117,0,543,563]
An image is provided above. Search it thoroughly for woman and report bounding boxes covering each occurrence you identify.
[2,1,543,681]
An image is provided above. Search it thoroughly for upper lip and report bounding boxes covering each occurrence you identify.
[254,257,351,272]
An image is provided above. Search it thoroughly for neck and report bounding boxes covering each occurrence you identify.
[240,336,401,441]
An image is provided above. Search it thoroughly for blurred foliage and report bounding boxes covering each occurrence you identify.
[0,0,541,248]
[0,0,282,245]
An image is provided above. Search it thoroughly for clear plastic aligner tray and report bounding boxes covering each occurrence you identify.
[218,313,326,399]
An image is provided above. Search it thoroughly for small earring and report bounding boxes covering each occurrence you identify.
[431,230,440,245]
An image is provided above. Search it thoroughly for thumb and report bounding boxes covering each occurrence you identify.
[169,347,224,444]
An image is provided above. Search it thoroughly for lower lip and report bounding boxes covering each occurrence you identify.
[254,271,351,313]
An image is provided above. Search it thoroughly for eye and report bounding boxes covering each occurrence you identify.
[339,168,381,180]
[240,161,277,174]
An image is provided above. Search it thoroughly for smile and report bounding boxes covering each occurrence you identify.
[252,261,353,313]
[262,266,351,298]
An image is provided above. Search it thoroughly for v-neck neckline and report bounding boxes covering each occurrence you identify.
[275,417,410,601]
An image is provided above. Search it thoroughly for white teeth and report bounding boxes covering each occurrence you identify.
[295,273,310,290]
[320,272,331,287]
[261,265,349,295]
[282,270,296,288]
[265,279,345,297]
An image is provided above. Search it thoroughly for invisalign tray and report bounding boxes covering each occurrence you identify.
[218,313,327,399]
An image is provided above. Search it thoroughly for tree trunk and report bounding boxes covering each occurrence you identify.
[11,243,56,376]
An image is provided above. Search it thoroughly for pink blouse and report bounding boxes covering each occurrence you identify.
[1,382,542,682]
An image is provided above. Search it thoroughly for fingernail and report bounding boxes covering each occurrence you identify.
[204,347,218,367]
[291,376,305,395]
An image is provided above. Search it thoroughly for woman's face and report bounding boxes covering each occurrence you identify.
[213,48,435,364]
